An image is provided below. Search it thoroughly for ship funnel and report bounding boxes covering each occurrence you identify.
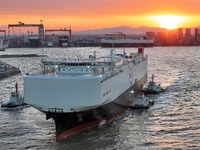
[138,47,144,60]
[15,82,18,93]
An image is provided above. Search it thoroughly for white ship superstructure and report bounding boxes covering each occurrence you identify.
[100,32,154,47]
[101,38,154,47]
[24,48,148,142]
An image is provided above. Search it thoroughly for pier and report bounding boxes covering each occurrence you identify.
[0,60,21,80]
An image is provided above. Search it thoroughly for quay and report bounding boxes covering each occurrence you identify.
[0,54,46,58]
[0,60,21,80]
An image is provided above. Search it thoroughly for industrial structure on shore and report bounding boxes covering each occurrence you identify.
[5,21,72,47]
[0,22,154,48]
[0,21,102,48]
[1,21,200,48]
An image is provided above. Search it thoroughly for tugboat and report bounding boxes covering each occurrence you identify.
[1,83,26,109]
[142,74,165,94]
[129,93,154,109]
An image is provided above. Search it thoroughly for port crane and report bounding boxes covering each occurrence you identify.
[8,22,45,46]
[0,30,6,39]
[45,27,72,46]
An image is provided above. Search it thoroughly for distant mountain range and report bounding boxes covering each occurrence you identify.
[74,26,168,35]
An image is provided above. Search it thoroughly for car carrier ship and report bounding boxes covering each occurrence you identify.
[24,47,148,142]
[101,32,154,47]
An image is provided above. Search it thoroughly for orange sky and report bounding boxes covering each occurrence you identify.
[1,0,200,31]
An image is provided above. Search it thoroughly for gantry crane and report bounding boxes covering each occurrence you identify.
[45,27,72,46]
[0,30,6,39]
[8,22,45,46]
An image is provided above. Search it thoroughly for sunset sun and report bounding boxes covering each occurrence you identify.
[150,15,188,30]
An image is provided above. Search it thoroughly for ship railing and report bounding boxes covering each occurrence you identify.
[41,54,123,64]
[41,58,118,69]
[41,57,113,63]
[41,57,94,63]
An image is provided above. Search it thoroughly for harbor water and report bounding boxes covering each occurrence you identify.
[0,47,200,150]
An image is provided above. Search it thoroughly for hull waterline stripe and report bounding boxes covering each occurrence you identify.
[56,110,125,142]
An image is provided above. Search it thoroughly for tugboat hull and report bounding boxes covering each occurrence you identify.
[1,103,27,108]
[142,88,165,95]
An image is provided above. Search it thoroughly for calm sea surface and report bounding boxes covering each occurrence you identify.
[0,47,200,150]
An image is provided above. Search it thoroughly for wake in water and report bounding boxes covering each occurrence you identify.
[0,47,200,149]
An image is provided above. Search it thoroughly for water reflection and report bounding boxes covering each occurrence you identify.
[0,47,200,149]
